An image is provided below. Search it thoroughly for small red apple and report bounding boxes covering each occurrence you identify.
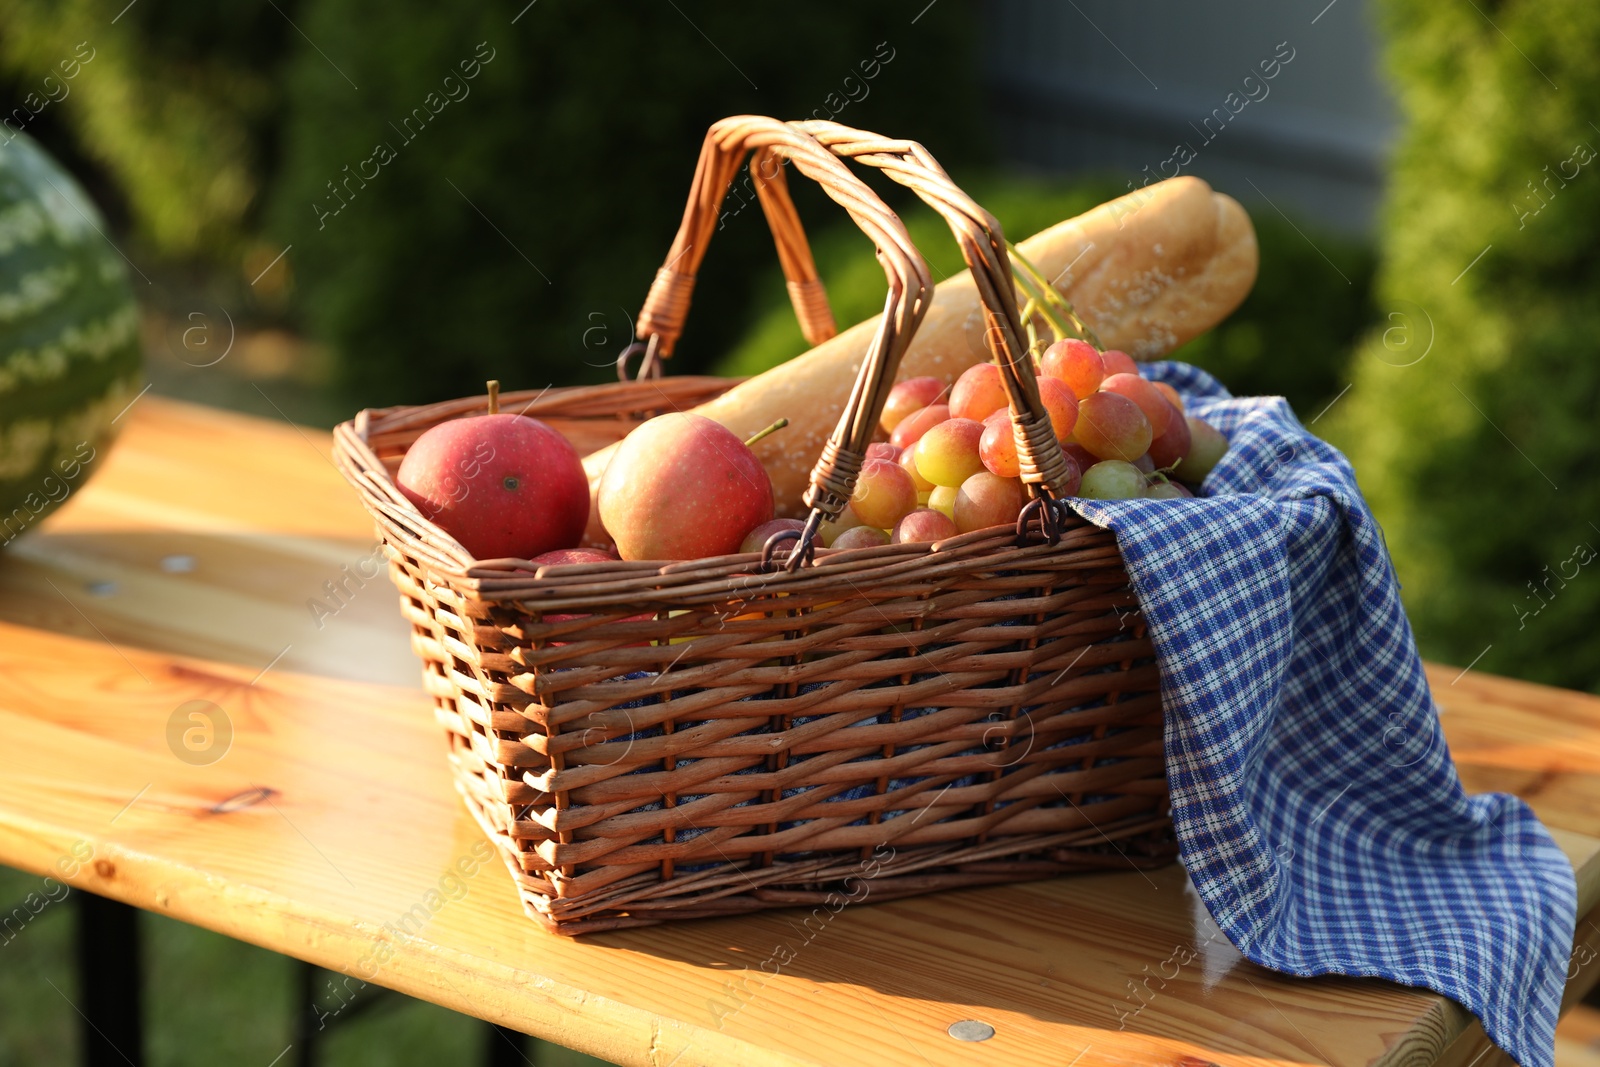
[397,406,588,561]
[531,548,614,567]
[599,412,775,560]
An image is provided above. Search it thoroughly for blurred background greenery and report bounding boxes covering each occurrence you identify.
[2,0,1596,1061]
[0,0,1373,422]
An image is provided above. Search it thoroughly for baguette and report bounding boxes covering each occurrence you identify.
[584,176,1257,520]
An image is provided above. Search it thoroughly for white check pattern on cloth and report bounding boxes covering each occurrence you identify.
[1067,362,1576,1067]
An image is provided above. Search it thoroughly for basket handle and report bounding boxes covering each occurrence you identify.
[634,136,847,367]
[631,115,934,567]
[794,120,1075,525]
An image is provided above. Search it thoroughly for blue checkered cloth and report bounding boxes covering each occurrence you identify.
[1066,362,1576,1067]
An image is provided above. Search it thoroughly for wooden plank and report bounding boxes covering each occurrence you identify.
[0,395,1594,1067]
[1557,1005,1600,1067]
[1427,903,1600,1067]
[1428,665,1600,839]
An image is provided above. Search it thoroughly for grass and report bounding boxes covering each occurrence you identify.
[0,865,614,1066]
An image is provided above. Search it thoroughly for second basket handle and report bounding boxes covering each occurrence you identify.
[795,120,1076,519]
[631,115,934,566]
[635,134,844,364]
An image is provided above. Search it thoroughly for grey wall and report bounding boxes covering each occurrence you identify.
[981,0,1397,232]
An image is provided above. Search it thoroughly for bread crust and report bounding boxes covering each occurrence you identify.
[583,176,1258,520]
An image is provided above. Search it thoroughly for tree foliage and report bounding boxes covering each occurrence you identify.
[1324,0,1600,690]
[266,0,986,405]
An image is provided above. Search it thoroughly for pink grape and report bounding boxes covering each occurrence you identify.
[866,442,902,463]
[900,445,935,492]
[892,507,959,544]
[889,403,950,451]
[739,517,806,554]
[830,525,891,550]
[820,507,864,546]
[1153,382,1185,412]
[1075,391,1153,462]
[1079,460,1147,499]
[979,410,1020,478]
[1147,402,1192,470]
[849,458,918,529]
[1038,338,1104,399]
[1132,453,1155,474]
[881,377,945,433]
[1054,448,1084,496]
[1145,479,1186,500]
[914,417,987,487]
[1038,376,1079,439]
[954,472,1027,533]
[1062,441,1098,473]
[927,484,958,520]
[1100,373,1173,437]
[1101,349,1139,377]
[1175,416,1229,484]
[949,363,1009,423]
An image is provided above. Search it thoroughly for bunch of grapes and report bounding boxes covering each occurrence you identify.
[819,340,1229,548]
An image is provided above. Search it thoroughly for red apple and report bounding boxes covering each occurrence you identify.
[531,548,613,567]
[531,546,646,642]
[598,413,775,560]
[397,413,588,560]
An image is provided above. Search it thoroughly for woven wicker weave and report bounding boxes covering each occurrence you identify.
[333,117,1173,935]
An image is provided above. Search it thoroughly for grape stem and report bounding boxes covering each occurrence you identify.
[744,418,789,447]
[1007,242,1103,350]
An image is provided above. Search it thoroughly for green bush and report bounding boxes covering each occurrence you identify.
[1324,0,1600,690]
[0,1,985,406]
[1168,212,1373,420]
[721,171,1374,426]
[266,0,987,407]
[0,0,286,260]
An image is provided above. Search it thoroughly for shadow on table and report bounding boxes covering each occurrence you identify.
[581,866,1404,1065]
[0,529,421,689]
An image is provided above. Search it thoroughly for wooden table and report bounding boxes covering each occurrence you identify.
[3,395,1599,1067]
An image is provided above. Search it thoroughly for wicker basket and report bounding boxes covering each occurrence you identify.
[333,117,1174,935]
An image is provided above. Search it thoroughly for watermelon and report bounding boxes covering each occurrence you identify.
[0,132,143,548]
